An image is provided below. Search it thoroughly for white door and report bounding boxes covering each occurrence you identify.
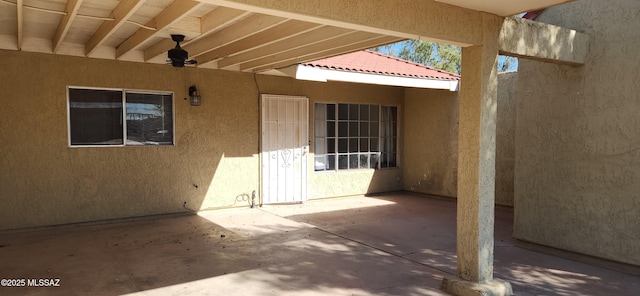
[261,95,309,204]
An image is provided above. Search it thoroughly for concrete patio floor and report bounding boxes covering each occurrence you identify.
[0,192,638,295]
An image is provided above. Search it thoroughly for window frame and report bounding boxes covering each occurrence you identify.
[66,86,175,148]
[313,102,399,172]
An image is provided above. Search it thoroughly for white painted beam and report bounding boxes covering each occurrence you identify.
[197,20,321,65]
[143,7,249,61]
[85,0,146,56]
[116,0,202,58]
[197,0,484,46]
[217,26,353,69]
[241,31,391,71]
[53,0,84,53]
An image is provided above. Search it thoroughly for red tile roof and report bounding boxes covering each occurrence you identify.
[303,50,460,81]
[522,10,542,20]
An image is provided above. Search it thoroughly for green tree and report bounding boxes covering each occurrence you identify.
[372,40,519,74]
[372,40,461,74]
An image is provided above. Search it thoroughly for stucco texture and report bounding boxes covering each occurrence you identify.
[0,51,403,230]
[401,72,516,207]
[403,88,458,198]
[496,72,517,207]
[514,0,640,265]
[0,50,260,230]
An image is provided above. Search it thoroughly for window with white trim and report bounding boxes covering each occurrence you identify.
[68,87,174,146]
[314,103,397,171]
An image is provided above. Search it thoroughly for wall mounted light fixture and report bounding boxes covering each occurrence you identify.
[188,85,201,106]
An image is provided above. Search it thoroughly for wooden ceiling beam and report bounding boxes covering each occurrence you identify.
[196,20,321,66]
[250,35,403,72]
[116,0,202,58]
[201,6,247,33]
[53,0,84,53]
[241,32,386,71]
[85,0,146,56]
[186,13,286,58]
[143,6,248,61]
[16,0,23,50]
[217,26,354,69]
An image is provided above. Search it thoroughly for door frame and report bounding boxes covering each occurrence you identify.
[260,94,309,205]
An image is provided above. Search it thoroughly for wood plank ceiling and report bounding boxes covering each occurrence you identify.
[0,0,404,73]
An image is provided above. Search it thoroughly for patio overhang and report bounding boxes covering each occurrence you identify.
[0,1,586,296]
[0,0,582,73]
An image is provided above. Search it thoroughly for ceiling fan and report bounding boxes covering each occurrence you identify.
[167,34,196,68]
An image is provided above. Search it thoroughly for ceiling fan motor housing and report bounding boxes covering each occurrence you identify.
[168,47,189,67]
[168,34,191,67]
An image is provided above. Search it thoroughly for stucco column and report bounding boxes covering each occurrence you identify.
[441,15,513,296]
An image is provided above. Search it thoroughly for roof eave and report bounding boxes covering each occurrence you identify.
[285,64,459,91]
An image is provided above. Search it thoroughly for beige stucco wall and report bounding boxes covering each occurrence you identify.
[0,50,403,230]
[402,88,458,198]
[514,0,640,265]
[496,72,517,207]
[0,50,261,230]
[402,73,516,207]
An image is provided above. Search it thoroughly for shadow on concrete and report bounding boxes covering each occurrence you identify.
[0,199,446,295]
[1,193,638,295]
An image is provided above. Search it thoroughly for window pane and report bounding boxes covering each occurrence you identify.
[126,92,173,145]
[315,138,326,154]
[349,154,359,169]
[359,154,369,169]
[360,122,369,137]
[338,104,349,120]
[69,88,123,145]
[315,120,326,137]
[370,122,379,137]
[314,103,326,120]
[327,104,336,120]
[327,154,336,170]
[390,153,397,168]
[338,122,348,137]
[338,155,349,169]
[391,106,398,121]
[338,139,348,153]
[349,122,358,137]
[381,153,389,168]
[360,138,369,151]
[327,138,336,153]
[360,105,369,120]
[327,121,335,137]
[393,137,397,154]
[370,153,380,169]
[370,138,379,152]
[349,104,359,120]
[314,155,327,171]
[349,138,358,153]
[370,105,379,121]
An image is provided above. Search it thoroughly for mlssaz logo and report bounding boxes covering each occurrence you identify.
[28,279,61,287]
